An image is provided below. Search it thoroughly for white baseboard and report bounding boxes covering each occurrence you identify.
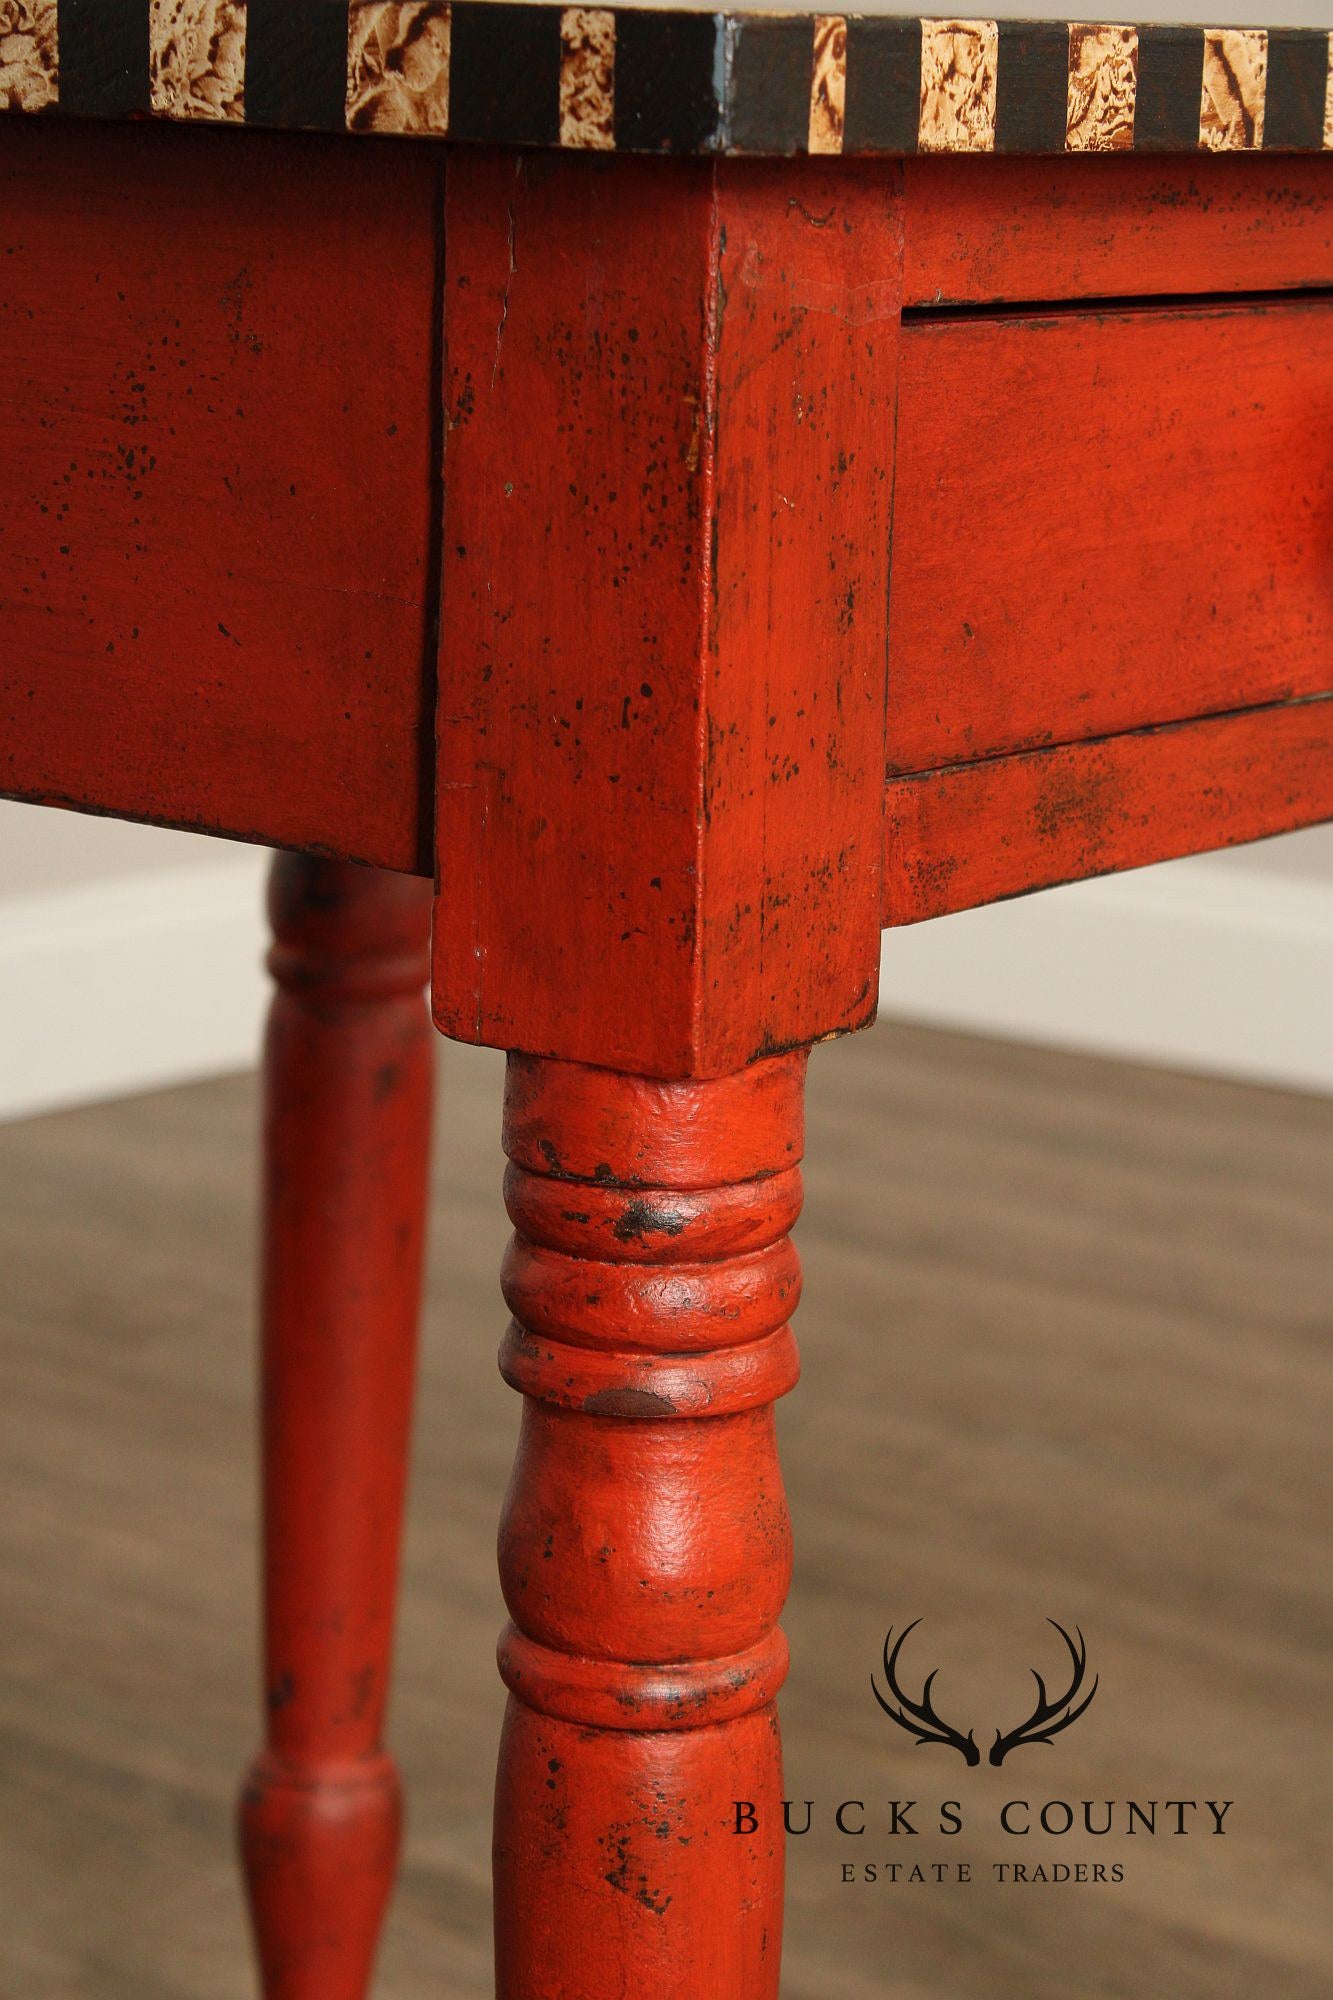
[0,855,269,1123]
[1,850,1328,1123]
[879,856,1333,1095]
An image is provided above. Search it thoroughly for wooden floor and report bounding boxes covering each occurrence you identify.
[0,1022,1329,1999]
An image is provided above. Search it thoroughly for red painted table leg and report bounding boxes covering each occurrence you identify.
[493,1051,807,1999]
[238,856,433,2000]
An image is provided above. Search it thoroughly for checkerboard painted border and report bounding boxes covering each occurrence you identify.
[4,6,1332,155]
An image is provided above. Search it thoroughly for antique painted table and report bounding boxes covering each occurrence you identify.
[2,3,1331,1993]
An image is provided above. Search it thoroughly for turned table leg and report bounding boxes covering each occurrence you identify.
[238,855,434,2000]
[492,1050,806,1998]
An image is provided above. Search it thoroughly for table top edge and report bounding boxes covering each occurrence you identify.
[4,6,1331,159]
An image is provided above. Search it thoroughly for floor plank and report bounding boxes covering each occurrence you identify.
[0,1023,1329,1998]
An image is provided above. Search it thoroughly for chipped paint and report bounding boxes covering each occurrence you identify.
[493,1050,806,1984]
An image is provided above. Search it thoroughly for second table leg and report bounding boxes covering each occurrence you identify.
[238,854,433,2000]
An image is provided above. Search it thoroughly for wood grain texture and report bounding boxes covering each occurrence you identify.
[435,152,901,1079]
[888,297,1333,775]
[883,698,1333,923]
[0,119,438,874]
[238,859,434,2000]
[1,1028,1330,1998]
[901,153,1333,305]
[493,1051,805,1997]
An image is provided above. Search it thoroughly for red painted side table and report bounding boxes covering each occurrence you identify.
[2,8,1331,1994]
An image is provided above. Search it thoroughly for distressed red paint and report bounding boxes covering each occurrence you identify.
[902,154,1333,306]
[434,152,902,1079]
[492,1051,806,1998]
[889,298,1333,775]
[238,856,434,1998]
[884,698,1333,922]
[0,104,1328,2000]
[0,121,437,873]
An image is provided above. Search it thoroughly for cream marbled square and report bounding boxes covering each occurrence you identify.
[560,7,615,150]
[347,1,451,136]
[149,0,246,121]
[1066,23,1138,151]
[0,0,57,111]
[809,15,847,155]
[1199,26,1266,151]
[1325,35,1332,149]
[919,20,998,153]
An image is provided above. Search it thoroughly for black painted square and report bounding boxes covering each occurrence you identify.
[727,17,811,156]
[450,2,562,148]
[1264,29,1330,151]
[995,21,1068,155]
[1136,26,1204,151]
[614,9,721,153]
[844,15,921,154]
[57,0,150,118]
[247,0,349,132]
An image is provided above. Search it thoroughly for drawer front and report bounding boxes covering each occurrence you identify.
[887,297,1333,776]
[902,156,1333,308]
[884,697,1333,924]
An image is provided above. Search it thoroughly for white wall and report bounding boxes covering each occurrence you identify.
[879,823,1333,1096]
[0,803,268,1122]
[0,800,1329,1120]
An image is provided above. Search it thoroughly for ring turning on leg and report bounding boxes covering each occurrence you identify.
[492,1050,807,2000]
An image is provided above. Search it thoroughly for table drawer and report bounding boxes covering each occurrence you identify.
[902,157,1333,308]
[887,295,1333,775]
